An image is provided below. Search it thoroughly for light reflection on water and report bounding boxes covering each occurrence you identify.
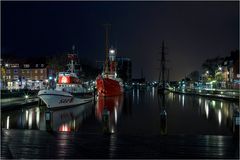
[1,87,238,136]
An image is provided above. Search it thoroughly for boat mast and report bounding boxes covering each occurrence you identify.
[104,24,111,75]
[161,41,166,89]
[71,45,75,73]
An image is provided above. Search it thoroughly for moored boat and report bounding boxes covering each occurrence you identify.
[38,48,93,109]
[96,25,123,96]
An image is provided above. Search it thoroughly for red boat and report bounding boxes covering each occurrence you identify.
[96,26,123,97]
[96,75,123,97]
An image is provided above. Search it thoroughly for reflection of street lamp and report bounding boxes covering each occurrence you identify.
[25,95,29,103]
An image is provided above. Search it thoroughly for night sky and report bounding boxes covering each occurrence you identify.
[1,1,239,81]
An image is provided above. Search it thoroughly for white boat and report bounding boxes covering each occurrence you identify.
[38,90,93,109]
[38,49,93,109]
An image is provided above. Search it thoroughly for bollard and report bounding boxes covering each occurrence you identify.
[102,107,110,134]
[232,109,240,140]
[45,110,53,132]
[160,110,167,135]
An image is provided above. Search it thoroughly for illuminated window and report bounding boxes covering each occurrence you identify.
[36,64,38,67]
[40,69,43,74]
[41,64,44,67]
[35,76,38,80]
[35,70,38,74]
[24,64,30,68]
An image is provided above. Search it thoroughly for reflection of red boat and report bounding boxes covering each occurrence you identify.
[95,96,123,120]
[95,95,123,133]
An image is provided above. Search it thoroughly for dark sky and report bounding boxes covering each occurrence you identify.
[1,1,239,81]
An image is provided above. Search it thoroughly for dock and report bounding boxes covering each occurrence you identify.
[1,129,239,159]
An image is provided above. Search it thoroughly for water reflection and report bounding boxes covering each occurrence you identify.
[1,102,94,132]
[95,96,123,134]
[205,100,209,119]
[1,89,237,136]
[218,110,222,126]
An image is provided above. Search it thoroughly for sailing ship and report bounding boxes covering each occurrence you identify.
[96,25,124,96]
[158,41,169,94]
[38,47,93,109]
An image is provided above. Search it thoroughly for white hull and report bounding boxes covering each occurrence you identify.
[38,90,93,109]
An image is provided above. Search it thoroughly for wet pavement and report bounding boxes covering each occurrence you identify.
[1,129,239,159]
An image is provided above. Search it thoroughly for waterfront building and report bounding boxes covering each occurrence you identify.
[116,57,132,83]
[2,58,48,90]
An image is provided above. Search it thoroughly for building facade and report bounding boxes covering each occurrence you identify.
[3,61,48,90]
[116,57,132,83]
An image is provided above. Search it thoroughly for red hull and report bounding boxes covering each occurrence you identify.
[96,76,123,96]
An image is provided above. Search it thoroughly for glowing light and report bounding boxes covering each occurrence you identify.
[25,95,29,99]
[62,76,67,83]
[26,110,29,121]
[6,116,10,129]
[59,124,71,132]
[111,127,115,133]
[220,102,223,109]
[36,107,40,127]
[109,49,115,54]
[182,95,185,107]
[28,110,33,129]
[198,98,202,105]
[212,100,216,107]
[218,110,222,125]
[114,107,117,123]
[205,101,209,119]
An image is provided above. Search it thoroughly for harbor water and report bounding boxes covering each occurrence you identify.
[1,87,238,136]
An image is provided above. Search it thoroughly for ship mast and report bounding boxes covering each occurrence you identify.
[161,41,166,90]
[104,24,111,75]
[67,45,76,74]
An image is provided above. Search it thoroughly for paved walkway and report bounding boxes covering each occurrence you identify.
[1,129,239,159]
[1,97,38,111]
